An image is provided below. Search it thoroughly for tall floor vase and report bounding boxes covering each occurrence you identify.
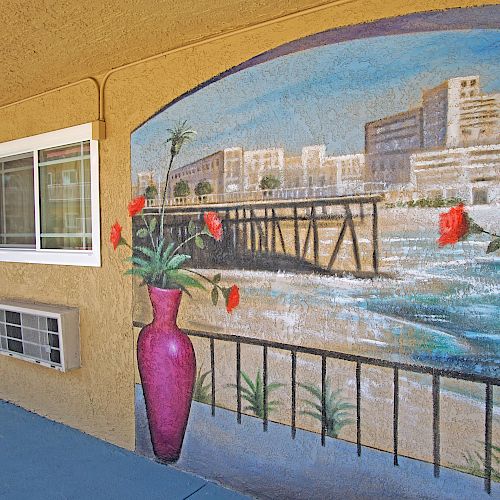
[137,286,196,462]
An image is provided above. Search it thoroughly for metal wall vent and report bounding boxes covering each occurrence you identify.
[0,300,80,371]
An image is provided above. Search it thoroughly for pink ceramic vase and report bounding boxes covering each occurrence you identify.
[137,286,196,462]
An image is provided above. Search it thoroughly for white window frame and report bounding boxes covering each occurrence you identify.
[0,123,100,267]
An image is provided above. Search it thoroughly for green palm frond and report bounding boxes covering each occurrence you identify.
[166,120,196,157]
[459,441,500,482]
[227,370,284,419]
[299,379,354,439]
[193,366,212,404]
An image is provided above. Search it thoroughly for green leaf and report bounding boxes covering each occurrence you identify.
[465,214,483,235]
[195,235,205,249]
[211,287,219,306]
[127,256,151,268]
[188,219,197,236]
[240,371,256,392]
[168,270,205,290]
[162,242,175,261]
[487,238,500,254]
[166,254,191,270]
[135,245,157,259]
[136,228,149,238]
[149,218,157,233]
[212,273,221,283]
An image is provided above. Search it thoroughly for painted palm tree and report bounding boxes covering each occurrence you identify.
[159,120,196,240]
[228,370,284,419]
[300,380,354,438]
[193,366,211,404]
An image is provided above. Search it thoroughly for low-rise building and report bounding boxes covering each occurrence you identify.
[242,147,285,191]
[167,151,225,198]
[411,144,500,205]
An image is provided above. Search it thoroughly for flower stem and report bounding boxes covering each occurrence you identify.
[481,229,499,238]
[158,153,175,245]
[170,232,204,256]
[141,214,156,250]
[184,268,224,291]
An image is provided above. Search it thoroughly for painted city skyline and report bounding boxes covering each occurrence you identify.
[131,29,500,180]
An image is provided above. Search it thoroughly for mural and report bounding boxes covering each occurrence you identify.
[128,8,499,498]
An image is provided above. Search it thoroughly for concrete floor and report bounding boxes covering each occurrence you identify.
[136,384,498,500]
[0,399,248,500]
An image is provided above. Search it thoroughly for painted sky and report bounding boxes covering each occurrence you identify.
[131,29,500,180]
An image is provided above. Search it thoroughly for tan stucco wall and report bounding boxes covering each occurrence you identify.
[0,0,495,451]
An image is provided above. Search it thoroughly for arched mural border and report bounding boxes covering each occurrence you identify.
[132,5,500,133]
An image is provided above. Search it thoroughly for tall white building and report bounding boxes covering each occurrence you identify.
[423,75,500,149]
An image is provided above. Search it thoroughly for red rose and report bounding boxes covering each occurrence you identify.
[110,221,123,250]
[204,211,223,241]
[226,285,240,313]
[128,196,146,217]
[438,203,469,247]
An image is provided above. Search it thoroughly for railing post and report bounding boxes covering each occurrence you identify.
[242,208,248,253]
[393,367,399,466]
[271,209,277,254]
[485,382,492,494]
[210,338,216,417]
[356,362,361,457]
[291,350,297,439]
[293,206,300,258]
[432,372,440,478]
[372,202,379,274]
[264,208,269,254]
[236,342,241,424]
[312,204,319,267]
[321,355,326,446]
[263,345,268,431]
[234,208,240,256]
[250,211,256,255]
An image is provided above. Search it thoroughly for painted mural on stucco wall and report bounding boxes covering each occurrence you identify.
[130,7,499,498]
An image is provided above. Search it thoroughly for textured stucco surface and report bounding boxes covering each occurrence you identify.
[0,0,494,450]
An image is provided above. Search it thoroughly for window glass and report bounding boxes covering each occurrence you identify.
[0,153,35,247]
[39,141,92,250]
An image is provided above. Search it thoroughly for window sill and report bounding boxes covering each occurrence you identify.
[0,248,100,267]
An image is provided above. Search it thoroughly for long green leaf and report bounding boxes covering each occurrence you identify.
[240,371,256,391]
[166,254,191,270]
[135,245,157,259]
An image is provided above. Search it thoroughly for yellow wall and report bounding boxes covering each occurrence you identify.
[0,0,494,450]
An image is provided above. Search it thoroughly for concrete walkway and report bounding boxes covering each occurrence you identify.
[136,386,498,500]
[0,400,248,500]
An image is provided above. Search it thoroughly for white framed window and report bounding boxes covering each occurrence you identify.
[0,123,100,266]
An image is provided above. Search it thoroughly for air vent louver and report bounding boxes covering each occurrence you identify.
[0,300,79,371]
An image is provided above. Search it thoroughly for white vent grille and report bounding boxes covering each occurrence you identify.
[0,300,80,371]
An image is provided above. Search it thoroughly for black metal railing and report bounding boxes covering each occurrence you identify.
[134,322,498,494]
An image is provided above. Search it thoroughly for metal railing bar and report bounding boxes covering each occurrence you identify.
[146,194,385,213]
[393,367,399,466]
[291,350,297,439]
[176,327,500,386]
[133,321,499,385]
[321,355,327,446]
[236,342,241,424]
[210,338,215,417]
[356,361,361,457]
[485,382,492,494]
[432,372,441,478]
[263,345,268,432]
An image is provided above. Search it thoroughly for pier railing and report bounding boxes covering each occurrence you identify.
[141,193,384,277]
[134,322,498,494]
